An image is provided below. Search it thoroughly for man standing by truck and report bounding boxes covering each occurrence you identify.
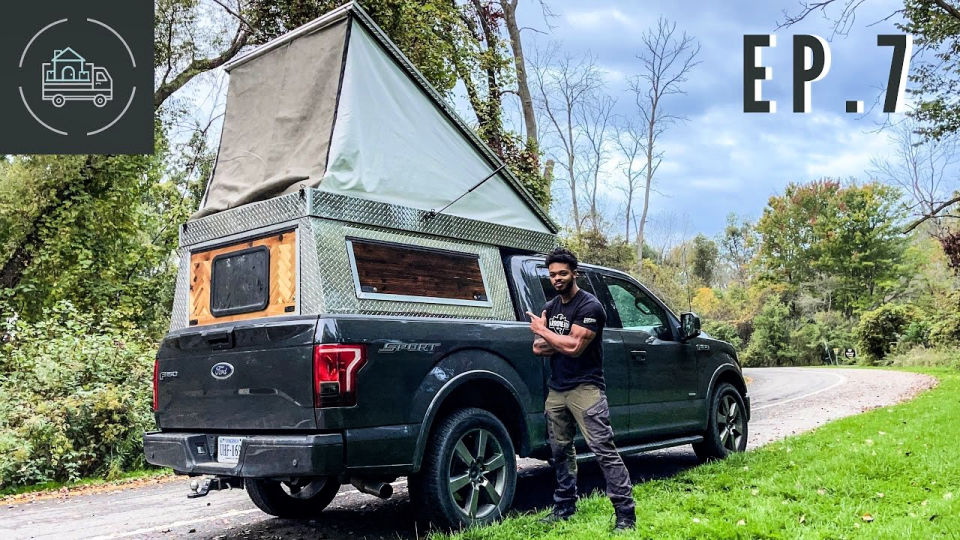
[526,247,637,531]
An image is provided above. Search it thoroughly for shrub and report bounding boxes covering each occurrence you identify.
[742,297,795,366]
[855,304,919,363]
[0,302,157,489]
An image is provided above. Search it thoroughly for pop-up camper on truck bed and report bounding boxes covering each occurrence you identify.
[145,2,748,530]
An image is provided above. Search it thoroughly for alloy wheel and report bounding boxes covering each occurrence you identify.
[716,393,746,451]
[447,428,508,519]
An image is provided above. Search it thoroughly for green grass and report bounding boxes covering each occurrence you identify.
[0,467,172,498]
[448,365,960,539]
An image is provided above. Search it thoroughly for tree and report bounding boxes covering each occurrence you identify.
[613,119,645,244]
[872,118,959,237]
[533,48,604,234]
[691,234,719,286]
[577,93,617,232]
[720,213,757,285]
[754,180,908,315]
[628,17,700,269]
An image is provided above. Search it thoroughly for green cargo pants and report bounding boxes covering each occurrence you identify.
[545,384,635,516]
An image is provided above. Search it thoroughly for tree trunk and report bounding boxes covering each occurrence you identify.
[543,158,555,183]
[502,0,538,147]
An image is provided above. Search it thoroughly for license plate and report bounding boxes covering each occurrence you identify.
[217,437,244,464]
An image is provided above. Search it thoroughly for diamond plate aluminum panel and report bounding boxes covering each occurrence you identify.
[310,219,514,320]
[170,249,191,331]
[309,191,556,252]
[298,218,325,314]
[180,192,307,247]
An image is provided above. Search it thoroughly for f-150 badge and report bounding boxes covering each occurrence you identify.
[379,342,441,353]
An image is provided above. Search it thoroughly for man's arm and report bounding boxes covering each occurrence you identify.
[532,335,557,356]
[526,310,597,358]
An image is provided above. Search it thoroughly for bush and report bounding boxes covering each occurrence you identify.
[0,302,157,489]
[742,297,795,366]
[855,304,919,363]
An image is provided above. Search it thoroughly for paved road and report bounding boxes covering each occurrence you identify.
[1,367,934,540]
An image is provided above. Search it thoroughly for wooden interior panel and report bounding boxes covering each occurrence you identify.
[189,230,296,326]
[351,240,486,301]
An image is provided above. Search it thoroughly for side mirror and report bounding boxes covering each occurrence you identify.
[680,312,701,341]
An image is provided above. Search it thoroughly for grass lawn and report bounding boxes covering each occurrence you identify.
[448,367,960,539]
[0,467,172,499]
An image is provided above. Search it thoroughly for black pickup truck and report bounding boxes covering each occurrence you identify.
[145,253,749,529]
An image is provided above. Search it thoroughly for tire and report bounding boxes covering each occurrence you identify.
[52,95,65,107]
[414,407,517,529]
[93,95,107,107]
[245,476,340,518]
[693,382,748,462]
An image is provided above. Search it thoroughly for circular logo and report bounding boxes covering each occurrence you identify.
[18,18,138,136]
[211,362,235,380]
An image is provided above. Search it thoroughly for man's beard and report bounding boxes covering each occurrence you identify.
[555,280,573,294]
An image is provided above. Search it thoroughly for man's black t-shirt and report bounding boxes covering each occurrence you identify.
[544,289,606,391]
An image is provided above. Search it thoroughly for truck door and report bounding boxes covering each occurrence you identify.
[597,273,699,437]
[525,262,630,437]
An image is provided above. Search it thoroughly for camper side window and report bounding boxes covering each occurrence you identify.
[346,239,490,306]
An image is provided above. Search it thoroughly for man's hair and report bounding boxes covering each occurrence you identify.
[545,247,578,271]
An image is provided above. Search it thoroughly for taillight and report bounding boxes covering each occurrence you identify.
[152,358,159,411]
[313,344,367,407]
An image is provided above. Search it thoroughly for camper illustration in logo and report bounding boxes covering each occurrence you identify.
[41,47,113,108]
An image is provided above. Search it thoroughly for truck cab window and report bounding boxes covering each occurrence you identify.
[603,276,671,339]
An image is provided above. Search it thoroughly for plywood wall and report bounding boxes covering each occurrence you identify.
[188,230,296,326]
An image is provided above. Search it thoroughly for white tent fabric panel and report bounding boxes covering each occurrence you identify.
[193,20,348,219]
[320,22,550,233]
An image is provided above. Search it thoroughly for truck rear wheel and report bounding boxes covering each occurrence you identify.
[245,476,340,518]
[414,407,517,529]
[52,95,65,107]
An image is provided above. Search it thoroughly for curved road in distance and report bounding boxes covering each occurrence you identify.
[1,367,934,540]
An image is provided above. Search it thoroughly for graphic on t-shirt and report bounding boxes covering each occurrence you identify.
[548,313,570,335]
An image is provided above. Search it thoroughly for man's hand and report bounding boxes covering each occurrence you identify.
[526,310,548,336]
[533,335,556,356]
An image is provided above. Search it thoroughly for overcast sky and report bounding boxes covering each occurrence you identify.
[501,0,913,238]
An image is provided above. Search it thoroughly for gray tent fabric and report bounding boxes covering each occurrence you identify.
[193,4,554,234]
[320,22,550,232]
[193,19,347,219]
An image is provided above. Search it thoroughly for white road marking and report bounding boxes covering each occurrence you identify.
[752,369,847,412]
[89,508,261,539]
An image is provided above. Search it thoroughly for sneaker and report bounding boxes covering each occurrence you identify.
[540,508,574,524]
[613,509,636,531]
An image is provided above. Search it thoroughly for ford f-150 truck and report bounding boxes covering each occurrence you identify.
[145,224,749,529]
[144,4,748,529]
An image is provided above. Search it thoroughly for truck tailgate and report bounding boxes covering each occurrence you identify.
[155,316,319,431]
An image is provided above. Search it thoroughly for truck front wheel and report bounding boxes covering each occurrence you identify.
[693,382,748,461]
[412,407,517,529]
[93,95,107,107]
[245,476,340,518]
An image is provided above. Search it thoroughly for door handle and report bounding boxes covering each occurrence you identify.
[630,350,647,362]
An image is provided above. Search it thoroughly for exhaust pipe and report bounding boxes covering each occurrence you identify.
[350,477,393,499]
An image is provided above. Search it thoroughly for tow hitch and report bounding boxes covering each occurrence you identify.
[188,475,244,498]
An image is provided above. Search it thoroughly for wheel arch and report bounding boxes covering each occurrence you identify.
[411,368,530,472]
[706,361,750,420]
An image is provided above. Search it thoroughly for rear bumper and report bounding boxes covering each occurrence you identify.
[143,432,344,478]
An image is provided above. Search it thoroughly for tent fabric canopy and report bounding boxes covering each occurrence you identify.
[195,3,555,235]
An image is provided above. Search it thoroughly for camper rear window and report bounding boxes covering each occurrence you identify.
[210,246,271,317]
[347,239,490,306]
